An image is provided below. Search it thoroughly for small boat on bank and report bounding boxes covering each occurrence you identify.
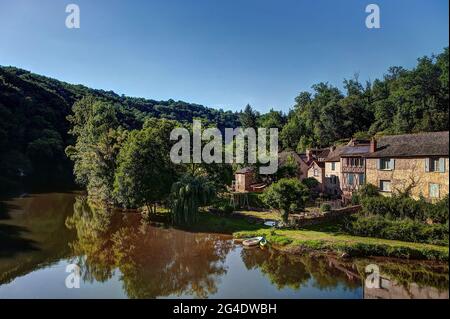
[242,236,264,247]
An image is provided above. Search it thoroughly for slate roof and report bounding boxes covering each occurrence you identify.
[316,149,331,160]
[308,160,325,168]
[366,131,449,158]
[325,144,370,161]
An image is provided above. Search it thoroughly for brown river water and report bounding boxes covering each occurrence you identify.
[0,192,448,299]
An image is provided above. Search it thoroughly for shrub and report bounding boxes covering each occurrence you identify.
[320,203,332,212]
[426,195,449,224]
[344,215,449,246]
[302,177,319,190]
[358,183,379,198]
[248,192,266,208]
[351,193,360,205]
[360,195,448,223]
[262,178,309,223]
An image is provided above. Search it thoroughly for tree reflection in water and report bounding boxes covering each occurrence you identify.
[65,196,233,298]
[240,246,448,295]
[65,196,448,299]
[240,248,361,291]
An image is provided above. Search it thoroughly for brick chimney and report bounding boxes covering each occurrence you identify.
[306,149,313,162]
[370,137,377,153]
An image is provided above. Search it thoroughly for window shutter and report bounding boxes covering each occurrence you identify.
[425,158,430,172]
[390,159,395,170]
[439,158,445,173]
[376,159,380,170]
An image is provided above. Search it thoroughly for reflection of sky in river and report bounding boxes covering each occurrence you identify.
[0,259,127,299]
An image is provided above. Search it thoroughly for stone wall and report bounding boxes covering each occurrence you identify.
[366,157,449,201]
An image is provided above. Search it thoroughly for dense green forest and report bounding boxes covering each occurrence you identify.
[0,47,448,196]
[279,48,449,150]
[0,66,239,193]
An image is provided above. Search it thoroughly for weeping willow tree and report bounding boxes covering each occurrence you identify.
[170,174,216,226]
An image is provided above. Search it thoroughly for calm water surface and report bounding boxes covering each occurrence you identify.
[0,193,448,299]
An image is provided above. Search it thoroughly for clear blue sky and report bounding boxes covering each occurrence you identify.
[0,0,448,113]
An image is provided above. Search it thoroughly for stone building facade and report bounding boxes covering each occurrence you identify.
[307,160,325,192]
[324,160,341,196]
[365,157,449,200]
[365,131,449,201]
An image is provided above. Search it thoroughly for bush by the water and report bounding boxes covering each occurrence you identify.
[344,215,449,246]
[344,193,449,245]
[361,195,449,224]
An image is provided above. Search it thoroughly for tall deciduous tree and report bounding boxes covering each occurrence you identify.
[66,96,125,203]
[113,119,179,211]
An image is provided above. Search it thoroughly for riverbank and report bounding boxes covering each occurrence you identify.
[233,227,449,261]
[186,211,449,262]
[83,201,449,262]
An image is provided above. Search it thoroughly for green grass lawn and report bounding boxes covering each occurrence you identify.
[234,226,449,261]
[227,211,448,261]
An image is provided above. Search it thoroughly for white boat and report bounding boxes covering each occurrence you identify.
[242,236,264,247]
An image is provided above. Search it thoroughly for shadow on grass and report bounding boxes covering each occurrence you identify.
[0,223,39,258]
[297,219,350,236]
[175,212,271,235]
[142,208,270,235]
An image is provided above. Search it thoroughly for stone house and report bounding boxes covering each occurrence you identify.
[365,131,449,201]
[324,146,345,197]
[307,160,326,192]
[338,139,371,202]
[278,149,326,181]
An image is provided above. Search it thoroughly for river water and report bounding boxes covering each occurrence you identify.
[0,193,448,299]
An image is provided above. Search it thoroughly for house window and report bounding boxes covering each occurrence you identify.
[358,174,365,185]
[380,180,391,192]
[429,183,440,198]
[314,169,319,177]
[331,162,336,171]
[380,158,393,170]
[427,157,445,172]
[348,174,354,185]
